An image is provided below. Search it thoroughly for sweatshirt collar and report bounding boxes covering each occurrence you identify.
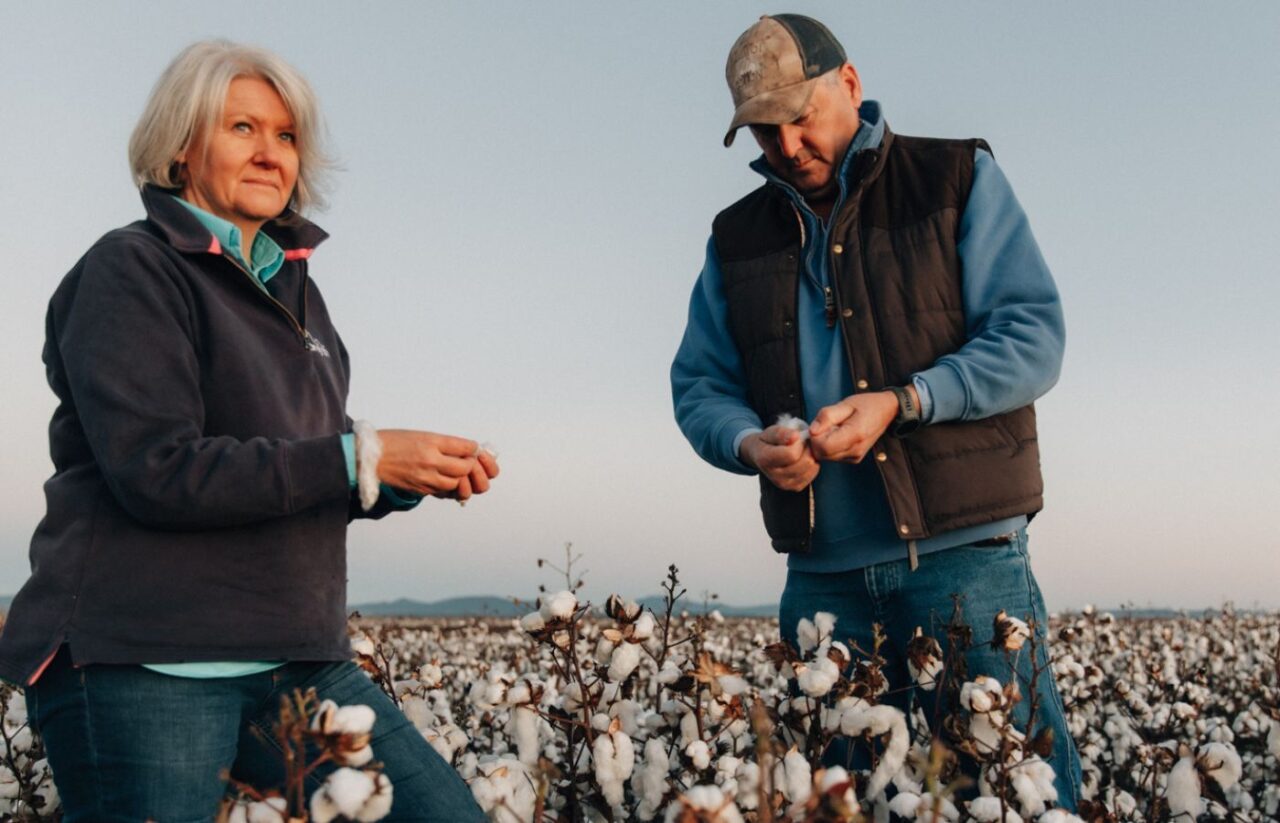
[140,185,329,260]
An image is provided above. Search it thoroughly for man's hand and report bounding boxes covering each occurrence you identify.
[739,425,820,491]
[808,390,904,463]
[376,430,500,502]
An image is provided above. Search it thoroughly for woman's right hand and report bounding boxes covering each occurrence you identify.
[375,430,500,502]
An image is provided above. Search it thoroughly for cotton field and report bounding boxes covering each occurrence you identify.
[0,579,1277,822]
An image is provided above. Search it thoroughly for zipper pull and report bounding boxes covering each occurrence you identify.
[824,287,836,328]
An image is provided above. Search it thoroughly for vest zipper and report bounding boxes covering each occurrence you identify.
[223,255,328,356]
[823,287,836,328]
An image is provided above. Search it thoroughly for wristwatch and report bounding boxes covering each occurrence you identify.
[888,386,922,437]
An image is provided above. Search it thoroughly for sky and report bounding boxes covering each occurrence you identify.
[1,2,1277,613]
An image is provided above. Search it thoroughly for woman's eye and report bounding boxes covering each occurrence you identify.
[232,122,252,134]
[279,132,296,144]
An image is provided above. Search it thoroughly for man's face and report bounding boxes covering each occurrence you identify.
[749,65,862,204]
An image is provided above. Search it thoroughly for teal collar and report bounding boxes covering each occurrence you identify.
[172,196,285,284]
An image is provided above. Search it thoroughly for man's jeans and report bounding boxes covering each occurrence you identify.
[780,529,1082,811]
[25,646,485,822]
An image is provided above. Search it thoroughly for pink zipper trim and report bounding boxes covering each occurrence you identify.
[27,645,60,685]
[208,236,222,255]
[284,248,313,261]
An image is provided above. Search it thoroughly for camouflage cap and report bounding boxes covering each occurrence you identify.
[723,14,847,147]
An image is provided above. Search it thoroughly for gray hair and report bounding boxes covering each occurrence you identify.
[128,40,335,212]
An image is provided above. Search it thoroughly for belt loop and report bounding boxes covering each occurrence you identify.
[907,540,919,571]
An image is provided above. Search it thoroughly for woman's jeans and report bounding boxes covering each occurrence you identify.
[780,529,1082,811]
[25,647,485,822]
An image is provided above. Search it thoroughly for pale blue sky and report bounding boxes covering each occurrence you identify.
[1,2,1277,610]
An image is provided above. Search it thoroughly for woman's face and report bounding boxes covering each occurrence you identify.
[178,76,299,236]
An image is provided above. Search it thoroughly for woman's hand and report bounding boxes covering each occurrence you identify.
[375,430,500,502]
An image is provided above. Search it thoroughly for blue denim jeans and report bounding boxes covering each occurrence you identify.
[25,646,485,822]
[780,529,1082,811]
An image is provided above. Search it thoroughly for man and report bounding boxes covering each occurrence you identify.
[671,13,1081,807]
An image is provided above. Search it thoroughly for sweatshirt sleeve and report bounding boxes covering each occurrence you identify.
[670,237,763,475]
[55,237,350,529]
[912,149,1066,423]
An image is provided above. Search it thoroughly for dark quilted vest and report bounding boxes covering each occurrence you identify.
[712,126,1043,553]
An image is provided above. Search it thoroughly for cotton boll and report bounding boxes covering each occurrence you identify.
[508,705,541,766]
[608,642,641,682]
[840,704,907,800]
[311,768,376,821]
[993,610,1032,651]
[633,738,671,821]
[1165,755,1204,820]
[1269,721,1280,759]
[471,757,537,823]
[519,611,546,633]
[797,618,819,655]
[813,611,836,640]
[686,739,711,770]
[541,590,578,620]
[887,790,921,818]
[1037,812,1085,823]
[717,674,750,696]
[593,728,636,807]
[354,772,393,821]
[680,710,701,747]
[961,677,1004,713]
[657,662,683,685]
[797,656,840,698]
[632,611,656,640]
[775,748,811,806]
[818,765,857,807]
[665,785,745,823]
[965,796,1021,822]
[1197,741,1242,789]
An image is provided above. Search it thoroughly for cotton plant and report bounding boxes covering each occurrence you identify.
[5,583,1279,821]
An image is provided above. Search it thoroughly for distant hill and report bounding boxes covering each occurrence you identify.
[350,595,777,618]
[350,596,527,617]
[0,593,1250,620]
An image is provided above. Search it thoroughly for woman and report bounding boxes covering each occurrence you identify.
[0,40,495,821]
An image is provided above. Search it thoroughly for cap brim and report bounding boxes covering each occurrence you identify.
[722,77,820,147]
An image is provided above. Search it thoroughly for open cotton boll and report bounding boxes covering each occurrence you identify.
[1036,812,1085,823]
[686,739,711,770]
[310,768,376,822]
[840,704,907,800]
[519,611,546,633]
[796,617,819,654]
[1197,741,1243,789]
[966,796,1021,822]
[775,748,811,806]
[887,790,921,818]
[1269,721,1280,759]
[630,611,656,640]
[608,642,641,682]
[632,738,671,821]
[471,757,537,823]
[961,676,1004,713]
[796,656,840,698]
[665,785,745,823]
[818,766,857,807]
[813,611,836,640]
[775,413,811,441]
[593,728,636,807]
[1165,755,1204,820]
[540,590,578,620]
[508,705,541,766]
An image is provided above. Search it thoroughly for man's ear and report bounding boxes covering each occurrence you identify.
[840,63,863,110]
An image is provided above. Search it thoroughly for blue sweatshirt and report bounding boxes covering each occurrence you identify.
[671,101,1064,572]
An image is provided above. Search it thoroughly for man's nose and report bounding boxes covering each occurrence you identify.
[777,124,804,159]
